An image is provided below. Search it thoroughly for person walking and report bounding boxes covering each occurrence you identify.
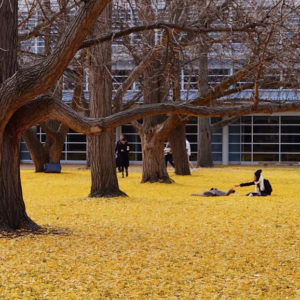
[186,139,196,172]
[235,169,272,196]
[115,134,125,172]
[115,137,130,178]
[164,142,175,168]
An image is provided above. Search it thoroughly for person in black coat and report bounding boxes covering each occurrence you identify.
[115,138,130,177]
[115,134,124,172]
[235,169,272,196]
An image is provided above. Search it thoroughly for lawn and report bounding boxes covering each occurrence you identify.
[0,166,299,299]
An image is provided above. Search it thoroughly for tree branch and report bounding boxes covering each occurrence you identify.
[10,96,300,138]
[80,21,263,49]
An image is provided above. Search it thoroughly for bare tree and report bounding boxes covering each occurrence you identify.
[88,3,126,197]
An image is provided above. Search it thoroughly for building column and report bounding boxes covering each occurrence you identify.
[222,125,229,165]
[115,126,121,142]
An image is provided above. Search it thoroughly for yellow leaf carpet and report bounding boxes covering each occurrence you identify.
[0,166,299,299]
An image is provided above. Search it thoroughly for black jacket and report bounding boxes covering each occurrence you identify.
[115,141,130,167]
[240,179,272,195]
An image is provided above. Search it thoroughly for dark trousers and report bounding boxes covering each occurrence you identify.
[165,154,175,168]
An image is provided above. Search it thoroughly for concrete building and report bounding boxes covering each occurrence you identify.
[18,0,300,165]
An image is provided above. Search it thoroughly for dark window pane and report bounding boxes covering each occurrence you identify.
[241,116,251,124]
[67,144,86,152]
[281,144,300,152]
[230,144,241,152]
[67,134,86,143]
[242,126,252,134]
[253,154,279,161]
[281,154,300,161]
[229,135,240,143]
[253,144,279,152]
[121,125,137,133]
[125,135,140,143]
[191,144,197,152]
[229,126,240,134]
[281,135,300,143]
[229,153,240,162]
[213,153,222,162]
[281,116,300,124]
[253,116,279,124]
[253,126,279,134]
[241,153,251,161]
[281,126,300,134]
[212,143,222,152]
[241,144,251,152]
[186,125,197,133]
[67,153,86,160]
[212,134,222,143]
[187,135,198,143]
[241,135,251,143]
[253,135,279,143]
[20,152,31,160]
[20,142,28,151]
[129,143,142,152]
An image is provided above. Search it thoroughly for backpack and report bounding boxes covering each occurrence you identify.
[263,179,272,195]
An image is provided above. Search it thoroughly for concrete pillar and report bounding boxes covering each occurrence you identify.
[222,125,229,165]
[115,126,121,142]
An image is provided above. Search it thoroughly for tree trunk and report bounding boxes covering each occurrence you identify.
[0,126,38,230]
[89,4,126,197]
[197,46,213,167]
[168,124,191,175]
[140,129,173,183]
[0,0,17,83]
[197,117,213,167]
[0,0,37,230]
[23,128,47,172]
[167,46,190,175]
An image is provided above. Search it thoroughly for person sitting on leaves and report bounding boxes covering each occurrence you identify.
[235,169,272,196]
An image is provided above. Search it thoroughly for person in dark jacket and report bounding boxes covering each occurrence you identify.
[235,169,272,196]
[164,142,175,168]
[115,138,130,177]
[115,134,125,172]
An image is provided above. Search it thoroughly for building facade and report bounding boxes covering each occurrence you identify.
[18,0,300,165]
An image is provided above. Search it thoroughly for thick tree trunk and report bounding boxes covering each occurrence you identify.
[23,128,47,172]
[140,130,173,183]
[197,118,213,167]
[0,1,37,230]
[89,4,126,197]
[0,127,38,230]
[168,124,191,175]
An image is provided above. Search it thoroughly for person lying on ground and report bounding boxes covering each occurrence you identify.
[191,188,235,197]
[234,169,272,196]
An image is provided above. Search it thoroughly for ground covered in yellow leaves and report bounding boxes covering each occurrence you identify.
[0,166,299,299]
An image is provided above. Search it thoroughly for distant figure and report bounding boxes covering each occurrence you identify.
[186,139,196,172]
[235,169,272,196]
[164,142,175,168]
[115,134,125,172]
[191,188,235,197]
[115,138,130,178]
